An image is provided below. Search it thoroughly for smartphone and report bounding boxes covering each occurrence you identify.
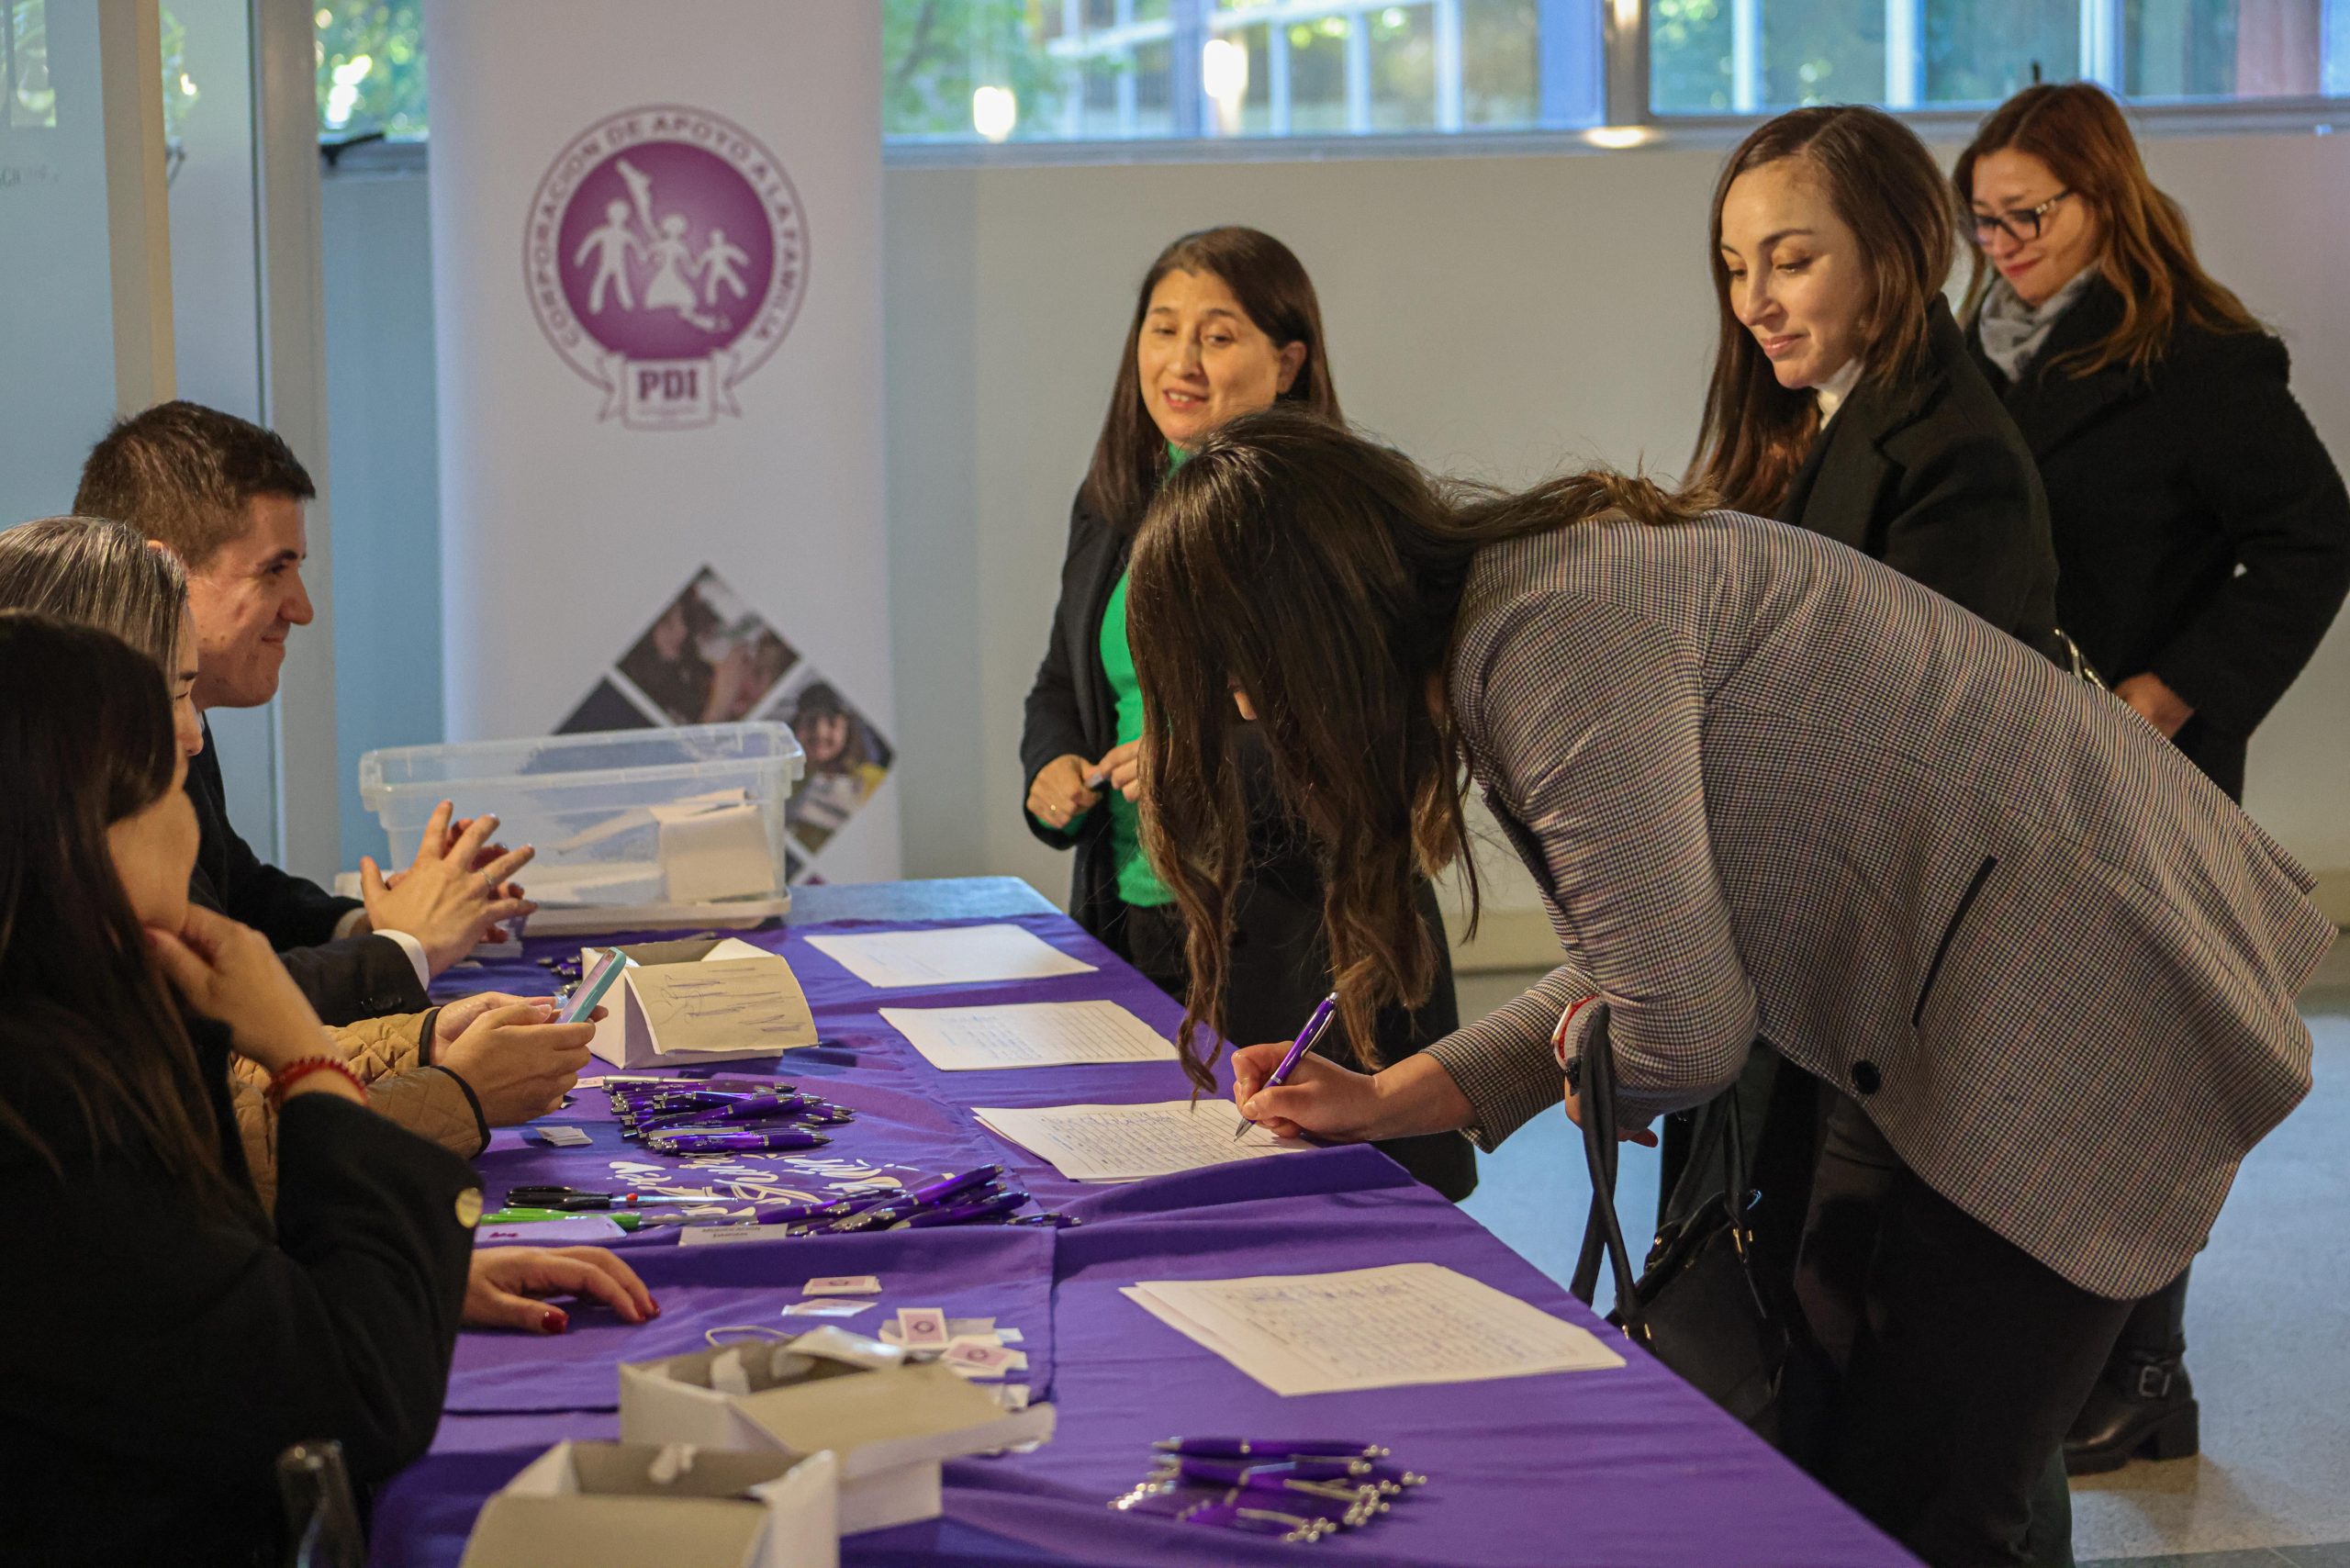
[557,947,631,1024]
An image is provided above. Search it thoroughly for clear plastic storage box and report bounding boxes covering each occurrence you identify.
[358,723,804,935]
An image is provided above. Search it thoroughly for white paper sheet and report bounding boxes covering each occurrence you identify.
[804,924,1096,989]
[970,1099,1308,1182]
[1121,1263,1625,1396]
[879,1000,1177,1071]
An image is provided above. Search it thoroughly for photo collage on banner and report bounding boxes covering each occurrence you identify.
[557,565,893,882]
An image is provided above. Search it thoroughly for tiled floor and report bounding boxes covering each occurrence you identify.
[1453,949,2350,1566]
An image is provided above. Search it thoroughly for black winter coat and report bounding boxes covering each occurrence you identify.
[1780,301,2065,661]
[1967,279,2350,799]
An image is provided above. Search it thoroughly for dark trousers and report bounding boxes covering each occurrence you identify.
[1779,1092,2133,1568]
[1125,890,1477,1203]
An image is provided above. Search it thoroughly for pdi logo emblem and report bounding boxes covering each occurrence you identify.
[525,105,806,430]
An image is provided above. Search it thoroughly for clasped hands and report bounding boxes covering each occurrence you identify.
[358,801,540,975]
[1026,743,1144,830]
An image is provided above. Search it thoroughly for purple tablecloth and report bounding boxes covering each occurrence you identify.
[371,878,1914,1567]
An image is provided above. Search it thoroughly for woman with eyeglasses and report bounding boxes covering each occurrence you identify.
[1958,82,2350,1476]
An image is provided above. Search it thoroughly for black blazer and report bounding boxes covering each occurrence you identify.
[0,1011,476,1567]
[1968,280,2350,799]
[1780,301,2063,659]
[1020,492,1475,1201]
[187,721,428,1025]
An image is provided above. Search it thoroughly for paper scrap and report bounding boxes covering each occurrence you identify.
[805,924,1096,989]
[993,1384,1031,1411]
[972,1099,1310,1182]
[880,999,1177,1071]
[781,1300,878,1319]
[805,1275,881,1296]
[1123,1262,1625,1396]
[532,1125,594,1147]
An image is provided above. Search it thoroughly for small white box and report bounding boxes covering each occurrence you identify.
[459,1439,836,1568]
[619,1334,1056,1534]
[588,936,821,1070]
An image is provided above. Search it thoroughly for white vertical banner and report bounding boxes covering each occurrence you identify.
[424,1,897,883]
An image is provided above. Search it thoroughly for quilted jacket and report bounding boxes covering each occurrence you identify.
[229,1008,487,1208]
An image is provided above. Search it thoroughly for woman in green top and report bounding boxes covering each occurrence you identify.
[1020,227,1474,1202]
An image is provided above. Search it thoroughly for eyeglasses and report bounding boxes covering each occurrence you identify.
[1971,190,2073,245]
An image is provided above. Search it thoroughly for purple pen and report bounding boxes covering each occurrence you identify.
[899,1186,1028,1228]
[635,1092,816,1129]
[645,1127,832,1154]
[1231,991,1337,1141]
[1151,1438,1390,1460]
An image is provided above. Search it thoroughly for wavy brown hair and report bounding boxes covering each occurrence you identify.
[1956,82,2259,377]
[1080,227,1341,530]
[0,613,240,1210]
[1692,106,1958,514]
[1125,408,1708,1089]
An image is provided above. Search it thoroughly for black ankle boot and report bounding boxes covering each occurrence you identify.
[2065,1266,2199,1474]
[2064,1353,2199,1474]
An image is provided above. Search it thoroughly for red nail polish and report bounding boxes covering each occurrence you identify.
[542,1307,568,1334]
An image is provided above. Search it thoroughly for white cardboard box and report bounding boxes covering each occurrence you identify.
[618,1335,1056,1534]
[459,1439,837,1568]
[587,936,820,1070]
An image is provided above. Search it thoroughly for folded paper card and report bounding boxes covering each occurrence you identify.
[618,1331,1055,1534]
[458,1439,836,1568]
[588,937,819,1070]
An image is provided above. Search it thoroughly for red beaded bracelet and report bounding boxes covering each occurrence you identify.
[264,1056,366,1111]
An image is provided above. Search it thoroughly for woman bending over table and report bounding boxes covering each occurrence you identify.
[0,613,655,1568]
[1124,409,2332,1568]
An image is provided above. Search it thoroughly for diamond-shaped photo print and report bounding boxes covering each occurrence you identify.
[616,566,800,726]
[767,666,893,856]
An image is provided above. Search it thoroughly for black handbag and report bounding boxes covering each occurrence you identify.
[1568,1006,1787,1438]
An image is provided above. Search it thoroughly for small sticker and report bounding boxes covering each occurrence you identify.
[453,1189,484,1228]
[996,1327,1024,1344]
[941,1338,1020,1378]
[895,1306,949,1350]
[803,1275,880,1297]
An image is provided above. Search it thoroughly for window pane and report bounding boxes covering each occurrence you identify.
[1285,15,1353,132]
[1651,0,1737,112]
[1463,0,1539,126]
[1765,0,1885,106]
[1924,0,2078,104]
[2127,0,2330,98]
[315,0,427,139]
[1370,6,1438,131]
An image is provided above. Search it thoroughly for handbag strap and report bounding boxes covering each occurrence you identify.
[1567,1009,1646,1332]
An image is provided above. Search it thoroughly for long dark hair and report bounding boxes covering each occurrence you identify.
[1955,83,2259,376]
[1692,106,1958,514]
[0,613,235,1204]
[1080,227,1341,530]
[1126,409,1707,1088]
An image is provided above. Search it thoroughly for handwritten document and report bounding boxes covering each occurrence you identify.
[1122,1263,1625,1395]
[805,924,1096,989]
[632,937,817,1053]
[880,1000,1178,1071]
[971,1099,1307,1182]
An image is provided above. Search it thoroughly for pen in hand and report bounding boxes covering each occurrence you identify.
[1233,991,1337,1141]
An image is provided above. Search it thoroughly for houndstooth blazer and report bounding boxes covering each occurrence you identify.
[1424,510,2336,1300]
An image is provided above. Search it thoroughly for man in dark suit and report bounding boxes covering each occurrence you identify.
[75,402,535,1026]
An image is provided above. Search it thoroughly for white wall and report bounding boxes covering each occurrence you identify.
[323,130,2350,926]
[878,133,2350,940]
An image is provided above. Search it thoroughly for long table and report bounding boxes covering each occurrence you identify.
[371,877,1917,1567]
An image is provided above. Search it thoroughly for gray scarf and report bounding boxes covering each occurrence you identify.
[1975,270,2096,382]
